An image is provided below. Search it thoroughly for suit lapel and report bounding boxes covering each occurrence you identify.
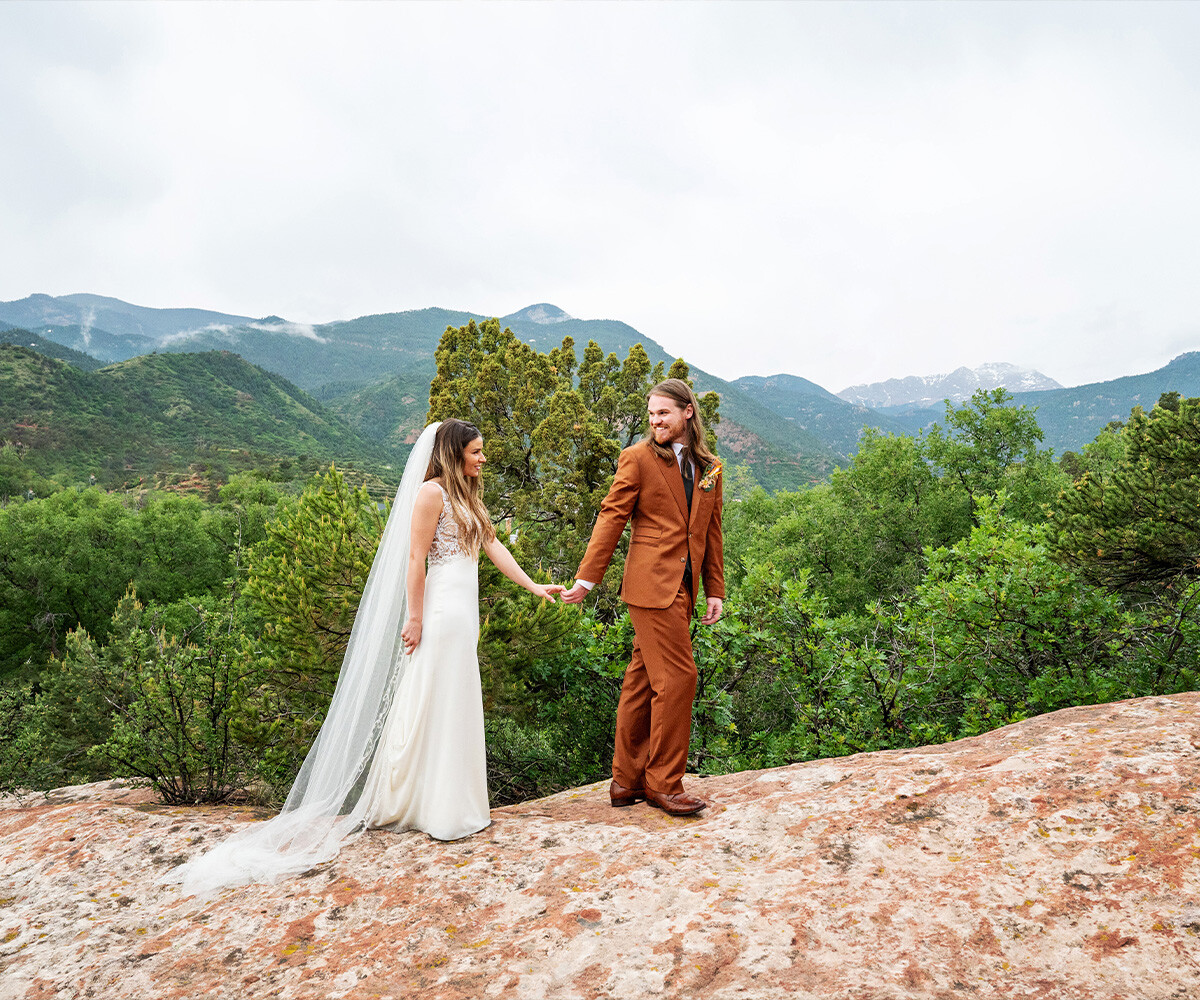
[655,449,689,520]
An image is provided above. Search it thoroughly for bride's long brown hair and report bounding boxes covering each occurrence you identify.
[425,419,496,552]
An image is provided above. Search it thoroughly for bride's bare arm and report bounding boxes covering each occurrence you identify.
[401,482,444,653]
[482,536,562,601]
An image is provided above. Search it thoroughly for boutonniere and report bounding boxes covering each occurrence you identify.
[698,459,722,492]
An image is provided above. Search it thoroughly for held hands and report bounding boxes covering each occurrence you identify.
[405,582,561,656]
[531,583,564,602]
[558,585,722,623]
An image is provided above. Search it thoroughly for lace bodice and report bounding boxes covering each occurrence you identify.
[427,484,471,565]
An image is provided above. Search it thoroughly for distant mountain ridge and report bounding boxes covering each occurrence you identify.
[728,373,908,462]
[839,362,1063,409]
[3,293,1199,483]
[1008,351,1200,454]
[0,326,105,371]
[0,296,840,491]
[871,353,1200,455]
[0,293,260,361]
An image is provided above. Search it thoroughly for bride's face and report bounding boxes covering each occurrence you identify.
[462,436,486,478]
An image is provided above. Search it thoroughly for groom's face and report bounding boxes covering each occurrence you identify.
[647,394,693,446]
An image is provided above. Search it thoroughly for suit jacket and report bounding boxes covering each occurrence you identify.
[576,438,725,609]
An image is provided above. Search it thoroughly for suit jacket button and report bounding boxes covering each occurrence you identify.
[680,557,686,562]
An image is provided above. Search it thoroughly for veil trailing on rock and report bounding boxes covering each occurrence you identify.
[162,423,442,896]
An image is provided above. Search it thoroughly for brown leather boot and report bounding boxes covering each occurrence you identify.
[644,788,707,816]
[609,779,646,807]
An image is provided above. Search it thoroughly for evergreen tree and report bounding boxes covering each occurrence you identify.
[242,466,384,726]
[1049,396,1200,589]
[427,318,719,589]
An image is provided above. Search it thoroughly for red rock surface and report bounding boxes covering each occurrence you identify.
[3,693,1200,999]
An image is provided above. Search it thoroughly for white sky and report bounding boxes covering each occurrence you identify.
[3,1,1199,392]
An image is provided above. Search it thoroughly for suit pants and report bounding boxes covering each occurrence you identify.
[613,585,696,796]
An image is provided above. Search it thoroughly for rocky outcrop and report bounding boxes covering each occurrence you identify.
[3,693,1199,999]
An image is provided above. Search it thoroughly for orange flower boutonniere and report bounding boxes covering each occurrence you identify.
[698,459,722,492]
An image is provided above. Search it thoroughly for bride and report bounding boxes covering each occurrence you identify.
[165,419,560,895]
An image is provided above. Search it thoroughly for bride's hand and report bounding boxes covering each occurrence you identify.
[401,617,422,654]
[532,583,563,602]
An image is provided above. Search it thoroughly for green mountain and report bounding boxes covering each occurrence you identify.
[0,327,105,371]
[729,373,911,462]
[0,346,401,495]
[9,292,1198,485]
[1010,352,1200,453]
[145,300,840,491]
[159,307,480,390]
[0,292,254,360]
[302,310,841,491]
[0,315,153,364]
[0,295,861,489]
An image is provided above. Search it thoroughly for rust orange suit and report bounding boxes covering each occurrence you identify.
[576,438,725,796]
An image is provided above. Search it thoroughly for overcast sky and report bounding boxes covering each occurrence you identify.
[3,1,1199,392]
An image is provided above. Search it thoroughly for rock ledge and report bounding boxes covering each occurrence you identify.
[3,694,1199,999]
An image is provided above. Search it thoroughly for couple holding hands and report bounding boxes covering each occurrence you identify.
[169,378,723,896]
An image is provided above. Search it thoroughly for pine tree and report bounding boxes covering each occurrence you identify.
[242,466,385,717]
[427,318,719,589]
[1049,397,1200,589]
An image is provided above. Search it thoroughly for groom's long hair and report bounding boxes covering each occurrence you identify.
[426,419,497,553]
[646,378,717,468]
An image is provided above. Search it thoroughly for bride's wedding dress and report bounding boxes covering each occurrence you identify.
[360,483,490,840]
[162,422,488,896]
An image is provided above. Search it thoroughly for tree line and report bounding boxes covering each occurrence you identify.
[1,320,1196,804]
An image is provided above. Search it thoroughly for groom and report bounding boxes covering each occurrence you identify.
[562,378,724,816]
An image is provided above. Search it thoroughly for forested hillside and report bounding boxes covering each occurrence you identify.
[0,294,854,491]
[7,292,1200,484]
[0,345,400,497]
[167,306,844,490]
[0,327,105,371]
[1012,351,1200,452]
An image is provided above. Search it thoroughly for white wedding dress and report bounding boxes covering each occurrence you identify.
[360,483,491,840]
[162,423,490,897]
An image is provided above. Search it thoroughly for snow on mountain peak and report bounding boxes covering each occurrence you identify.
[837,363,1063,410]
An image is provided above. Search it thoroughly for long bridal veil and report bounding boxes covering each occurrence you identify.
[163,422,442,896]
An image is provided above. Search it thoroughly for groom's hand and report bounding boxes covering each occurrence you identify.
[699,597,723,625]
[561,581,590,604]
